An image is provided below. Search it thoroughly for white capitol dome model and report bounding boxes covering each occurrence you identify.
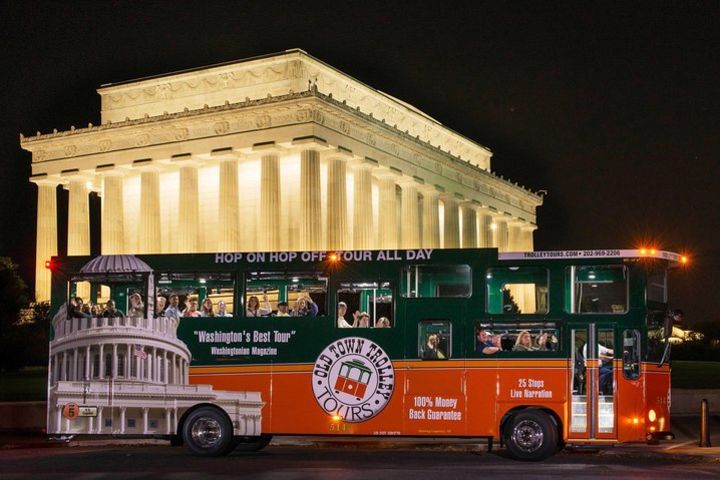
[47,255,263,437]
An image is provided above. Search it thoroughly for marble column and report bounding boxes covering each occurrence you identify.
[112,344,118,378]
[399,182,420,249]
[218,158,240,251]
[68,179,90,255]
[376,174,398,249]
[102,174,125,255]
[34,181,57,302]
[98,344,105,380]
[521,225,535,251]
[421,188,440,249]
[85,346,91,380]
[326,157,348,250]
[353,165,373,250]
[300,149,321,250]
[479,212,494,247]
[508,223,522,251]
[138,169,161,254]
[177,165,199,252]
[460,203,478,248]
[442,196,460,249]
[259,154,281,251]
[496,218,509,252]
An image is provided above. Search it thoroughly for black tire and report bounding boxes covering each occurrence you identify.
[233,434,273,452]
[502,409,558,461]
[182,407,235,457]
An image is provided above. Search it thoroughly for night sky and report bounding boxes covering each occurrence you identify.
[1,1,718,325]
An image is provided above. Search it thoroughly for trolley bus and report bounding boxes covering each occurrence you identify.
[46,247,684,460]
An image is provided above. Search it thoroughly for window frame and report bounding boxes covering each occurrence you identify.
[400,264,473,299]
[565,265,630,315]
[484,266,550,315]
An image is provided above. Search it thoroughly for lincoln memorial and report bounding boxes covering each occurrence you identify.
[21,49,543,301]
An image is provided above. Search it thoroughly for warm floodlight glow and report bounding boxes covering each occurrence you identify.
[85,181,93,190]
[489,223,497,231]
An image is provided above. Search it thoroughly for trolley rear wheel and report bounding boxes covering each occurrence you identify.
[502,409,558,461]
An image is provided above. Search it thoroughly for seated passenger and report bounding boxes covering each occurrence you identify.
[375,317,391,328]
[68,297,90,319]
[292,296,318,317]
[164,294,181,321]
[201,298,215,317]
[128,293,145,318]
[90,303,102,317]
[276,301,291,317]
[356,312,370,328]
[422,333,446,359]
[155,296,167,318]
[246,294,271,317]
[216,300,232,317]
[476,328,502,354]
[535,332,559,351]
[101,300,124,319]
[183,299,202,318]
[512,330,534,351]
[336,302,354,328]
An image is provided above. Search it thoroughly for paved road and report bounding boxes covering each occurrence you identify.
[2,444,719,479]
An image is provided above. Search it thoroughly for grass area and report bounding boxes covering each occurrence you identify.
[672,361,720,389]
[0,366,48,402]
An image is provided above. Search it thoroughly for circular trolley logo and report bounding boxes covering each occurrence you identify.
[312,337,395,422]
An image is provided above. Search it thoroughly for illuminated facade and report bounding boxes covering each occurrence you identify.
[22,49,543,301]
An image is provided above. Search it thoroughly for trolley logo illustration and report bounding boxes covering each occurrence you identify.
[312,337,394,422]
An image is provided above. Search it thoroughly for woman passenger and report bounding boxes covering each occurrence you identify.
[375,317,390,328]
[201,298,215,317]
[512,330,534,351]
[292,296,318,317]
[246,293,271,317]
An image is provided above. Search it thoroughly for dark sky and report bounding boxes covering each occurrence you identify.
[1,1,718,325]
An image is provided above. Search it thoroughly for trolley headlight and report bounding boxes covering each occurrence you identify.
[648,409,657,422]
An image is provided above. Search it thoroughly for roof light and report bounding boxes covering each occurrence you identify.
[650,249,657,255]
[328,253,339,262]
[640,248,647,255]
[680,255,688,264]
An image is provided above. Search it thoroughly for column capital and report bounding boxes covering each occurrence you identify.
[169,153,201,167]
[131,158,160,171]
[209,147,240,161]
[373,165,402,180]
[321,146,354,160]
[30,174,61,186]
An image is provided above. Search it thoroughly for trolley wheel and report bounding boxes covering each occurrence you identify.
[502,409,558,461]
[233,434,273,452]
[182,407,235,456]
